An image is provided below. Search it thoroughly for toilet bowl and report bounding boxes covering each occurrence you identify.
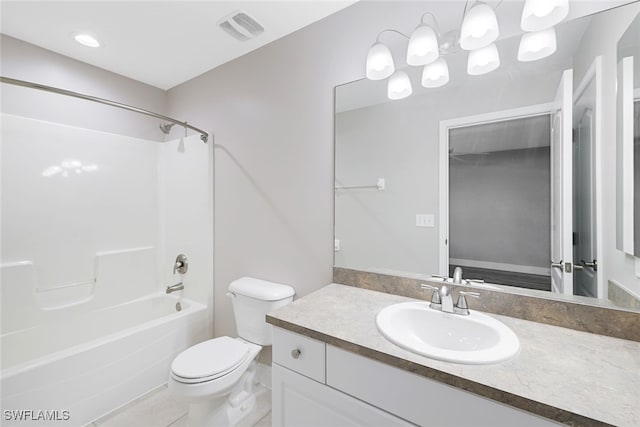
[169,277,295,427]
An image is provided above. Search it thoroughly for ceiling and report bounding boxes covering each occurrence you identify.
[0,0,357,90]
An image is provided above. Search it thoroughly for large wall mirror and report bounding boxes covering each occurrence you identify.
[335,1,640,311]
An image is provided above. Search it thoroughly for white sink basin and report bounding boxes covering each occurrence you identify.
[376,302,520,364]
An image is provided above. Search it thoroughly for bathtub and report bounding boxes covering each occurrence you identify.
[1,293,208,426]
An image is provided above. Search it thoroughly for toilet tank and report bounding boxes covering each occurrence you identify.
[228,277,295,345]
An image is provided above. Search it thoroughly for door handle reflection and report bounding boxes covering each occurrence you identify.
[581,259,598,271]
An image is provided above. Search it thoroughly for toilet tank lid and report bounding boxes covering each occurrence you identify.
[228,277,295,301]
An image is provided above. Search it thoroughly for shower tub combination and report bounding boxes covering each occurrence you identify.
[0,253,207,426]
[1,79,212,426]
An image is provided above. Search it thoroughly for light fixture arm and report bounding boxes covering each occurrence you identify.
[460,0,472,29]
[375,29,410,43]
[420,12,441,34]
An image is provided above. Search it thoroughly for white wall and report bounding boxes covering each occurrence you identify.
[167,1,452,338]
[572,3,640,297]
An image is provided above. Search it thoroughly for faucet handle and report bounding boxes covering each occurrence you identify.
[173,254,188,275]
[464,278,485,285]
[420,283,442,306]
[455,291,479,315]
[458,291,480,298]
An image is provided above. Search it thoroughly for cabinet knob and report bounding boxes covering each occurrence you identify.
[291,348,301,359]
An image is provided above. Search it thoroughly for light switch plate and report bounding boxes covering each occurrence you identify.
[636,257,640,278]
[416,214,435,228]
[334,239,341,252]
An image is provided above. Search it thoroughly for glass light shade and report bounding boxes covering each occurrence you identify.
[421,58,449,88]
[521,0,569,32]
[387,71,412,100]
[467,43,500,75]
[460,2,499,50]
[366,42,394,80]
[518,27,557,62]
[407,25,439,66]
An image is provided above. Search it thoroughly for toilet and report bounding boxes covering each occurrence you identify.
[169,277,295,426]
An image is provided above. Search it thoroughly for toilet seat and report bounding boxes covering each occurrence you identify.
[171,337,250,384]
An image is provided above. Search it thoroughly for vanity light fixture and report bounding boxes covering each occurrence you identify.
[387,71,413,100]
[422,58,450,88]
[460,1,499,51]
[518,27,557,62]
[74,33,100,48]
[366,0,566,100]
[467,43,500,75]
[520,0,569,32]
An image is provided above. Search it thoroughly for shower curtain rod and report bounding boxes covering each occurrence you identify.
[0,76,209,143]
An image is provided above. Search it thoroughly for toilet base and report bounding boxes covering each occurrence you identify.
[187,394,256,427]
[186,360,258,427]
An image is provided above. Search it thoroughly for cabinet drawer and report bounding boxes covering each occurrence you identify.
[273,327,325,383]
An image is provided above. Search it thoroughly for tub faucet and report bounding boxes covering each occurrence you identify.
[173,254,188,275]
[166,282,184,294]
[453,266,463,284]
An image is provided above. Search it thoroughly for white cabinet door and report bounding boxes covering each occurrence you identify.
[272,364,413,427]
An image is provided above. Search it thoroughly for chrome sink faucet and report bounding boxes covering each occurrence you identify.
[439,285,455,313]
[420,283,479,316]
[421,283,453,313]
[452,266,463,284]
[431,267,484,286]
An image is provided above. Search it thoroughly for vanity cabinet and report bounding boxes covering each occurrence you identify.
[272,327,411,427]
[272,327,560,427]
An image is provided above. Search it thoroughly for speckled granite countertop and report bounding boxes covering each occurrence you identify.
[266,284,640,427]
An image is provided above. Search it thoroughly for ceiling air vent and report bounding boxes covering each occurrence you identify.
[218,10,264,42]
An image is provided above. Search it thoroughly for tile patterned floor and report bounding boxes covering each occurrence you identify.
[92,384,271,427]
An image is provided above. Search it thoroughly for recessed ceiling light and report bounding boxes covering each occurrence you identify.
[74,33,100,48]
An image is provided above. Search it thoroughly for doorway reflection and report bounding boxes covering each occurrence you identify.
[448,115,552,291]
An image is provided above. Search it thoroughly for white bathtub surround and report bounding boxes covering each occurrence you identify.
[1,113,212,308]
[1,115,159,288]
[158,134,214,317]
[0,114,213,425]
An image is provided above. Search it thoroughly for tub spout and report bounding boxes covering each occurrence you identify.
[166,282,184,294]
